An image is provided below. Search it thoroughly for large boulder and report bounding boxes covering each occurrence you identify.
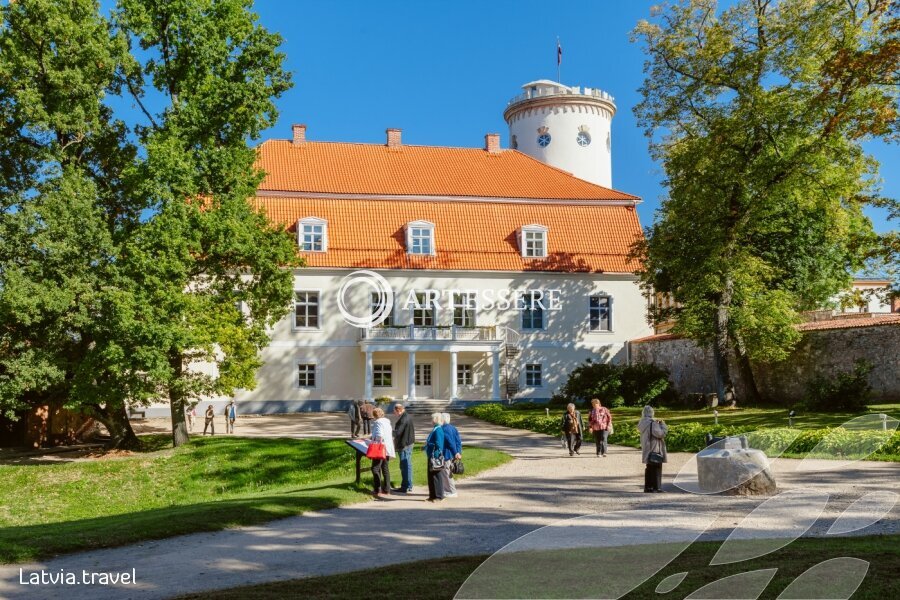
[697,442,777,496]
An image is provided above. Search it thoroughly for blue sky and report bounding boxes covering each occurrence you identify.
[251,0,897,234]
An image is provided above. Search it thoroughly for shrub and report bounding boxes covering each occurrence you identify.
[554,360,675,408]
[374,396,394,405]
[803,360,873,412]
[619,363,676,407]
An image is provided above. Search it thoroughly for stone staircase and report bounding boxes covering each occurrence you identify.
[403,399,458,414]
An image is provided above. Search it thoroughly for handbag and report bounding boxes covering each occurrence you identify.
[608,422,614,436]
[366,441,387,460]
[429,452,445,472]
[647,451,664,464]
[451,457,465,475]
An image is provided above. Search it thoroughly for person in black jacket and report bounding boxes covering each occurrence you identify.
[560,403,585,456]
[391,403,416,493]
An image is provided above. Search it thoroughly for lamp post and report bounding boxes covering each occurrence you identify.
[880,413,888,431]
[545,407,550,417]
[713,409,719,426]
[789,410,796,428]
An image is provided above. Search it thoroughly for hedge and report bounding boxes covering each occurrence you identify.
[465,404,900,459]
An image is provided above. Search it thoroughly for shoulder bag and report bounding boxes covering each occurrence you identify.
[366,440,387,460]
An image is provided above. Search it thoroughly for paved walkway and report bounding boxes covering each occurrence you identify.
[1,414,897,599]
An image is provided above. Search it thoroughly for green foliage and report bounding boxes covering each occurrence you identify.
[0,0,299,443]
[803,360,874,412]
[555,360,675,408]
[631,0,898,400]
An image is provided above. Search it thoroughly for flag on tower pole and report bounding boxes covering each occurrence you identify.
[556,38,562,82]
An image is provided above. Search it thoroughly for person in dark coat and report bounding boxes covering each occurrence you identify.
[424,412,445,502]
[391,403,416,493]
[348,400,362,437]
[560,403,585,456]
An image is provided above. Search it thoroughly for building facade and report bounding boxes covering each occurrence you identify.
[212,122,651,413]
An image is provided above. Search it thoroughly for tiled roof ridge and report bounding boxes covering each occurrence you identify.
[255,139,640,201]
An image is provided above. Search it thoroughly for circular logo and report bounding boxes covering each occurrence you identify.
[337,270,394,328]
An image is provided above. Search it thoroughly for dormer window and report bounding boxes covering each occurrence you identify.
[298,217,327,252]
[407,220,435,255]
[520,224,548,258]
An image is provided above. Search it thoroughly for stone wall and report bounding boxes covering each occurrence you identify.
[631,323,900,403]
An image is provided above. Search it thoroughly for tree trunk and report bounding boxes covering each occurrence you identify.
[712,279,737,407]
[169,350,190,447]
[91,403,141,450]
[732,330,763,404]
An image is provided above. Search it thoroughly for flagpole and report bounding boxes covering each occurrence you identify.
[556,37,560,83]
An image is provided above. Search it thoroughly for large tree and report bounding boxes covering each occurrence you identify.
[0,0,299,448]
[632,0,898,404]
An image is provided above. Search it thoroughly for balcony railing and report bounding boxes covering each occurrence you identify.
[360,325,500,342]
[507,86,615,107]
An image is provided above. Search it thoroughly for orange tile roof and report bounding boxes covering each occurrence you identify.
[256,140,639,201]
[630,314,900,343]
[254,196,643,273]
[797,314,900,331]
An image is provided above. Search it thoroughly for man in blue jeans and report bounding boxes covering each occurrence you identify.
[391,403,415,493]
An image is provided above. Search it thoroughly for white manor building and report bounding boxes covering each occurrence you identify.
[151,82,654,415]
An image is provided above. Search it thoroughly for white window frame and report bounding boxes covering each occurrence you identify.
[371,291,394,327]
[588,295,613,332]
[293,290,321,330]
[297,217,328,252]
[406,220,436,256]
[411,291,436,327]
[457,363,474,386]
[519,291,546,331]
[452,292,477,327]
[519,224,548,258]
[296,361,319,389]
[525,363,543,387]
[373,363,394,388]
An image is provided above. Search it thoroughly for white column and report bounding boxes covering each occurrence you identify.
[449,351,458,401]
[491,349,501,401]
[407,351,417,401]
[364,350,374,401]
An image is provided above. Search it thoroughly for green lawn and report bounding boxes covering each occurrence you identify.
[178,534,900,600]
[0,435,511,563]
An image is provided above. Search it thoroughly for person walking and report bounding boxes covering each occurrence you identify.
[360,399,374,435]
[424,412,445,502]
[202,404,215,436]
[391,403,415,494]
[348,400,362,437]
[560,403,585,456]
[186,406,196,432]
[440,413,462,498]
[588,398,612,457]
[369,407,396,497]
[225,400,237,434]
[638,405,668,493]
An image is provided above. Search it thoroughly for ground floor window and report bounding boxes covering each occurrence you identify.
[457,363,473,385]
[589,295,611,331]
[298,363,316,388]
[373,364,393,387]
[525,363,542,387]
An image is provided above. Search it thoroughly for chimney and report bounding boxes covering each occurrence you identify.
[292,124,306,146]
[386,128,402,148]
[484,133,501,154]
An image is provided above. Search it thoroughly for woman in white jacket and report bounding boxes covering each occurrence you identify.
[370,407,396,496]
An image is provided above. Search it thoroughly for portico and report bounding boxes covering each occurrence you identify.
[360,325,504,401]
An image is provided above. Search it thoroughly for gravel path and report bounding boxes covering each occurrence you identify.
[1,413,897,599]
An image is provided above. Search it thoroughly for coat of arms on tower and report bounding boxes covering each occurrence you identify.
[537,126,549,135]
[578,124,590,133]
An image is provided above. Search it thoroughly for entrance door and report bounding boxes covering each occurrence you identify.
[415,363,434,398]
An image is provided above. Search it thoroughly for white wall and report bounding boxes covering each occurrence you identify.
[232,268,652,404]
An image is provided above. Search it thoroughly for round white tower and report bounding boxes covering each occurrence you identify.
[503,80,616,188]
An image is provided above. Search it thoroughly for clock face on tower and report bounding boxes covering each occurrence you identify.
[537,133,551,147]
[576,131,591,147]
